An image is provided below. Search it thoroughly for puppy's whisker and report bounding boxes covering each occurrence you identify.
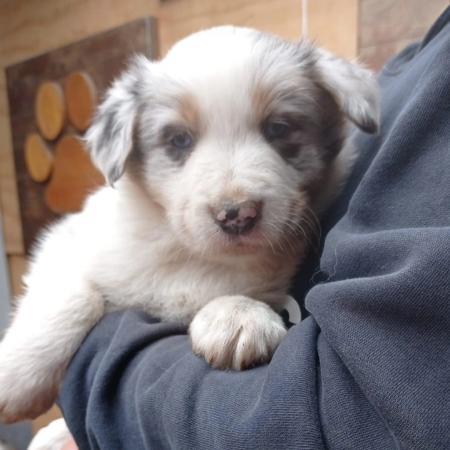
[265,222,299,256]
[300,207,322,250]
[260,230,278,256]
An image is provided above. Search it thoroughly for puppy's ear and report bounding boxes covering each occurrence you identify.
[312,48,379,134]
[85,55,150,185]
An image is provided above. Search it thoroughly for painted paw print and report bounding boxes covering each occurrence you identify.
[24,72,104,214]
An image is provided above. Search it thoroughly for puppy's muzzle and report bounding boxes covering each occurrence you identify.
[213,200,262,235]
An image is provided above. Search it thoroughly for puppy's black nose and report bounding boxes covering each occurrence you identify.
[214,201,262,235]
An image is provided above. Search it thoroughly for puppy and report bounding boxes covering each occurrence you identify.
[0,26,378,424]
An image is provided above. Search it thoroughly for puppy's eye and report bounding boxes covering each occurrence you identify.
[263,120,292,141]
[170,131,193,150]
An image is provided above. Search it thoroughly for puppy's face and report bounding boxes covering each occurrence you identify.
[87,27,378,258]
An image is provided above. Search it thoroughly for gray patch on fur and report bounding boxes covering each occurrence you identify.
[85,56,149,185]
[311,47,379,134]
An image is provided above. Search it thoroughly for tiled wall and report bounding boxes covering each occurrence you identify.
[359,0,449,70]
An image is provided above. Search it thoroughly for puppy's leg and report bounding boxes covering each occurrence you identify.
[0,279,103,423]
[189,296,286,370]
[0,222,104,422]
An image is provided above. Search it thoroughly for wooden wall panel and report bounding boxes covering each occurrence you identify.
[358,0,448,70]
[308,0,358,59]
[0,0,160,68]
[159,0,303,55]
[7,254,27,300]
[159,0,358,58]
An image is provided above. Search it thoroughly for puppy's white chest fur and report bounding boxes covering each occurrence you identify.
[71,181,293,324]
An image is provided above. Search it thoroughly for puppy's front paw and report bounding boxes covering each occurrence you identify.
[0,348,58,423]
[0,380,56,424]
[189,296,286,370]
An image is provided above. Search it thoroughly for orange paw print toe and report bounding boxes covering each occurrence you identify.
[25,71,104,215]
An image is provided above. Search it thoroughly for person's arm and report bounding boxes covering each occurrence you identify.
[60,312,334,449]
[60,8,450,450]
